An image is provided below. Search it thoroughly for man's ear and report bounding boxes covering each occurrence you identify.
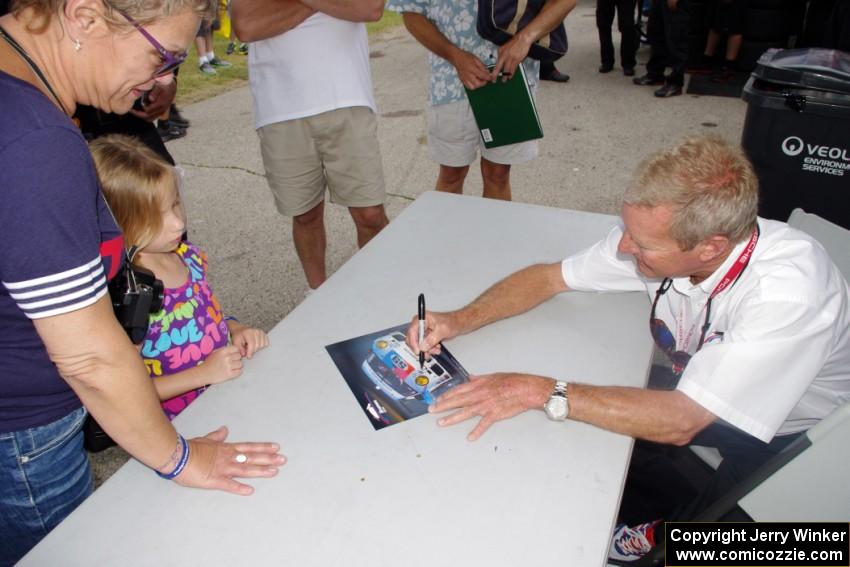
[63,0,109,42]
[697,235,732,263]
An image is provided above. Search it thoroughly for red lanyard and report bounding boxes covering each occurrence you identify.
[675,226,759,352]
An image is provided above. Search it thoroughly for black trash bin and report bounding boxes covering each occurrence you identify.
[741,48,850,229]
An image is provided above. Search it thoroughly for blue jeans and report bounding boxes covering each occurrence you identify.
[0,407,93,566]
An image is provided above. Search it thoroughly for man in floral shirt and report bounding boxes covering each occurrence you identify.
[387,0,575,201]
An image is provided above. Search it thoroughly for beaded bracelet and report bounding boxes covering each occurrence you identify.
[156,434,189,480]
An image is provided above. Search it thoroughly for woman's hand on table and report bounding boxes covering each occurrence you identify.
[175,426,287,495]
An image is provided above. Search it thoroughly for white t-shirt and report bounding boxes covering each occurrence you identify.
[248,12,377,129]
[561,218,850,443]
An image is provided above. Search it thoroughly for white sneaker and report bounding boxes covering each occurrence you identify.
[608,520,661,562]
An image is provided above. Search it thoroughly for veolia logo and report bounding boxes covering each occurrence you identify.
[782,136,805,156]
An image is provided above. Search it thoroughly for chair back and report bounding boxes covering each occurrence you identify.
[737,402,850,521]
[787,208,850,281]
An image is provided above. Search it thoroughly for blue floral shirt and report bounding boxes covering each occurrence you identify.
[387,0,539,106]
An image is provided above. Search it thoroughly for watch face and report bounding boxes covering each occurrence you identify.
[546,397,568,419]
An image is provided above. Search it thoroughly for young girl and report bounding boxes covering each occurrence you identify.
[90,134,269,419]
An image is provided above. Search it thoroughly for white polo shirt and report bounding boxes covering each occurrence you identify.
[561,218,850,443]
[248,12,377,129]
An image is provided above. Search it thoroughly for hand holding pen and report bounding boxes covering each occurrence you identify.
[407,299,464,362]
[418,294,426,369]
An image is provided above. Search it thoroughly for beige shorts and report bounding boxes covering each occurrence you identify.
[258,106,386,217]
[427,98,539,167]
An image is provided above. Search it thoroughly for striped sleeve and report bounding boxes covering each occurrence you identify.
[3,256,108,319]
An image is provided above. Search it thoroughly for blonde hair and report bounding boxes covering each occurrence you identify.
[623,135,759,250]
[89,134,178,253]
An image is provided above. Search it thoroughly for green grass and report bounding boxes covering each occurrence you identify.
[176,11,403,106]
[366,10,402,36]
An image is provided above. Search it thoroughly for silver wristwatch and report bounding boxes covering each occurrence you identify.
[543,381,569,421]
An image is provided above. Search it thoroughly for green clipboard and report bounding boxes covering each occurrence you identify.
[464,64,543,149]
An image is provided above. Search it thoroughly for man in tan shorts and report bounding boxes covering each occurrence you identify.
[233,0,388,290]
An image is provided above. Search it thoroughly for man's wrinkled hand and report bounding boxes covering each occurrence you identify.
[406,310,460,360]
[429,373,554,441]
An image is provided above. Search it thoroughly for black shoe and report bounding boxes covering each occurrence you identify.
[633,74,664,86]
[169,106,190,128]
[623,67,635,76]
[654,83,683,97]
[157,120,187,142]
[598,63,614,73]
[541,69,570,83]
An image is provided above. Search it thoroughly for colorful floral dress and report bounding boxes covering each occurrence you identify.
[140,242,230,419]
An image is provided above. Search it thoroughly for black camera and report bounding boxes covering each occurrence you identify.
[109,258,164,344]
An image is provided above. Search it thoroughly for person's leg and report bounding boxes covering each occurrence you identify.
[292,201,328,289]
[480,158,512,201]
[257,118,327,289]
[617,0,639,72]
[478,115,538,201]
[664,0,690,86]
[617,440,702,526]
[635,0,667,83]
[348,205,389,248]
[437,165,470,193]
[317,107,389,249]
[725,33,742,61]
[426,101,478,194]
[0,408,92,566]
[647,0,668,77]
[597,0,617,71]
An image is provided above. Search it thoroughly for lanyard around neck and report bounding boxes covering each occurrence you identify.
[665,224,760,352]
[0,25,70,115]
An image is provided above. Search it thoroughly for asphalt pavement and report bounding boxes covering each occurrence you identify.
[90,0,749,484]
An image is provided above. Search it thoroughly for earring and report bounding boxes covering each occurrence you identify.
[73,38,81,51]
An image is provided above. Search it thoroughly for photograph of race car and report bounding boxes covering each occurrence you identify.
[326,324,470,430]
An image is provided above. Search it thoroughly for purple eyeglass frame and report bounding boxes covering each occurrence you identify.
[117,9,188,77]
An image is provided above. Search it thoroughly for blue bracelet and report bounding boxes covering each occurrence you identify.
[156,434,189,480]
[224,315,239,323]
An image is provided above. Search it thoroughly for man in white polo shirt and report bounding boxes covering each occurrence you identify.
[232,0,388,291]
[406,136,850,562]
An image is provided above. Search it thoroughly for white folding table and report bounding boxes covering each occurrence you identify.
[21,192,653,567]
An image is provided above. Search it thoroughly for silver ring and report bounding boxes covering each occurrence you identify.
[235,453,248,464]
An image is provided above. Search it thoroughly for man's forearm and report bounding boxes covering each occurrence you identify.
[454,262,568,335]
[516,0,576,46]
[568,383,716,445]
[300,0,384,21]
[231,0,314,42]
[402,12,462,64]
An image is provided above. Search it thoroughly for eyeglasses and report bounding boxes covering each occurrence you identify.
[117,10,188,77]
[649,278,712,377]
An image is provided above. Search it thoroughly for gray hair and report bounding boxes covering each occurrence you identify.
[623,135,759,250]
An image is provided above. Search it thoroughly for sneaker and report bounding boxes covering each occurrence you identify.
[208,56,232,68]
[238,43,248,55]
[633,73,664,86]
[169,105,190,128]
[156,120,186,143]
[609,520,661,563]
[654,83,683,97]
[198,62,216,75]
[225,42,235,55]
